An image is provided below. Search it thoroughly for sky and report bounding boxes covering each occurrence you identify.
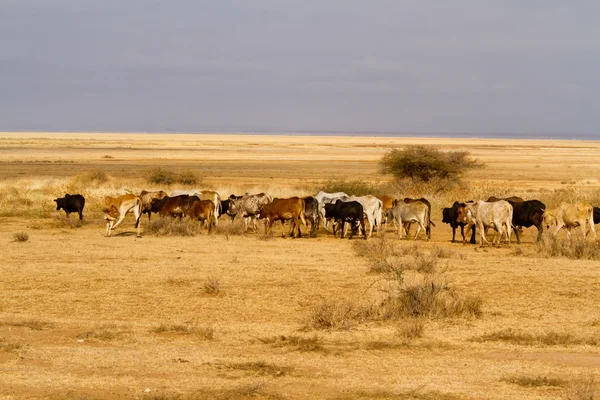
[1,1,599,136]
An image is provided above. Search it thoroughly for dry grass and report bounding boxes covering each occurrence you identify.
[395,318,425,343]
[151,323,214,340]
[471,328,600,347]
[563,375,598,400]
[203,276,221,296]
[0,319,54,330]
[77,323,128,341]
[12,232,29,242]
[0,339,26,352]
[501,374,567,388]
[145,218,203,236]
[259,334,325,352]
[305,299,363,330]
[222,361,293,377]
[534,235,600,260]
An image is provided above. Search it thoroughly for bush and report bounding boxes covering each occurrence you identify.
[147,168,200,186]
[319,178,382,196]
[379,145,484,183]
[12,232,29,242]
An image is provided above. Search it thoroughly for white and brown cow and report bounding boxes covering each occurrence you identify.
[227,193,273,233]
[458,200,513,246]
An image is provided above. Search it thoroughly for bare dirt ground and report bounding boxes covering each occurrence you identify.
[0,132,599,400]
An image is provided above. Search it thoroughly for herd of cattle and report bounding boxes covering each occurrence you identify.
[52,190,600,245]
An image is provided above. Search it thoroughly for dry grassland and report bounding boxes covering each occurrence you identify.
[1,132,600,400]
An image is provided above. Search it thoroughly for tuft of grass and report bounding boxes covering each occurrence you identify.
[403,254,438,274]
[260,334,324,352]
[501,374,566,388]
[223,361,292,378]
[12,232,29,242]
[563,375,597,400]
[471,328,599,347]
[203,276,221,296]
[0,319,54,330]
[0,339,26,352]
[77,324,127,341]
[535,235,600,260]
[395,318,425,342]
[151,323,214,340]
[145,218,202,236]
[305,299,363,331]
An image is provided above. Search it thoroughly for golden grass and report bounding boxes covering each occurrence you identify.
[1,133,600,399]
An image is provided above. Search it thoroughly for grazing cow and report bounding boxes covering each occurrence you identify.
[104,194,142,237]
[219,194,244,222]
[487,196,525,203]
[403,197,435,239]
[139,190,167,221]
[387,201,429,240]
[198,190,221,226]
[510,200,546,243]
[188,199,215,232]
[442,202,476,244]
[315,191,350,230]
[54,194,85,220]
[152,195,198,219]
[348,195,383,238]
[102,205,120,236]
[303,196,320,237]
[324,200,366,239]
[227,193,273,233]
[458,200,513,246]
[259,197,307,238]
[543,202,596,240]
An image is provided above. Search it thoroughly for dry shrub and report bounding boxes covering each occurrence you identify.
[223,361,292,377]
[151,323,214,340]
[214,220,244,238]
[373,277,482,320]
[305,299,363,330]
[501,374,566,388]
[395,318,425,343]
[147,168,200,186]
[260,334,324,352]
[319,178,382,196]
[535,235,600,260]
[77,323,127,341]
[352,236,400,260]
[402,254,438,274]
[429,246,455,259]
[563,375,598,400]
[203,276,221,296]
[70,170,109,186]
[472,328,599,347]
[12,232,29,242]
[145,218,202,236]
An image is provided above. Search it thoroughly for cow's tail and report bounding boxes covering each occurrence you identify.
[135,197,142,228]
[425,205,432,239]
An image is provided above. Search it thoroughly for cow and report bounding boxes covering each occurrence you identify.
[510,200,546,244]
[198,190,221,226]
[102,205,120,236]
[594,207,600,225]
[543,202,596,240]
[259,197,307,238]
[348,195,383,238]
[227,193,273,233]
[386,201,429,240]
[442,202,476,244]
[487,196,525,203]
[303,196,320,237]
[403,197,435,239]
[324,200,366,240]
[188,199,216,232]
[139,190,167,221]
[54,194,85,220]
[315,191,350,230]
[103,194,142,237]
[458,200,513,246]
[152,195,198,219]
[219,194,244,223]
[378,195,394,221]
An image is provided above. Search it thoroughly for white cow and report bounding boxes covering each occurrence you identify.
[459,200,513,246]
[386,201,428,240]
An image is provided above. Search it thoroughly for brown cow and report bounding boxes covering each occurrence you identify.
[543,202,596,240]
[153,195,197,219]
[139,190,168,221]
[104,194,142,237]
[188,199,215,232]
[378,195,394,222]
[259,197,307,238]
[486,196,525,203]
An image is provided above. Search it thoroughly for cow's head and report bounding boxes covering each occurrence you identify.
[54,197,66,211]
[227,199,239,216]
[441,208,451,224]
[456,206,466,223]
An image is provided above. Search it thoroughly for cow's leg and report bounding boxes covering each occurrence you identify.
[78,209,83,221]
[479,223,489,246]
[453,225,460,243]
[514,224,521,244]
[111,207,128,230]
[413,221,423,241]
[133,203,142,237]
[340,220,346,239]
[361,218,367,239]
[397,218,404,239]
[105,220,111,236]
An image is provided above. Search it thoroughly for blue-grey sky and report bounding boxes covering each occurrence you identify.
[1,1,599,136]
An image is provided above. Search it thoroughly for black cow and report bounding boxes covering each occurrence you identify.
[219,194,244,222]
[54,194,85,220]
[442,201,476,244]
[324,200,366,240]
[593,207,600,225]
[509,200,546,244]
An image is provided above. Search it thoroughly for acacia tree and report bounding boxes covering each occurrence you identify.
[379,145,484,183]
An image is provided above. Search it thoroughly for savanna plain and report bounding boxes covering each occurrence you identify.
[1,132,600,400]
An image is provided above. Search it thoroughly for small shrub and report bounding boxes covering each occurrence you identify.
[379,145,484,183]
[535,236,600,260]
[12,232,29,242]
[145,218,201,236]
[395,318,425,343]
[151,323,214,340]
[77,324,126,341]
[319,178,382,196]
[305,299,362,330]
[502,374,566,388]
[70,170,109,186]
[175,170,199,185]
[563,375,597,400]
[203,276,221,296]
[403,254,438,274]
[147,168,176,185]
